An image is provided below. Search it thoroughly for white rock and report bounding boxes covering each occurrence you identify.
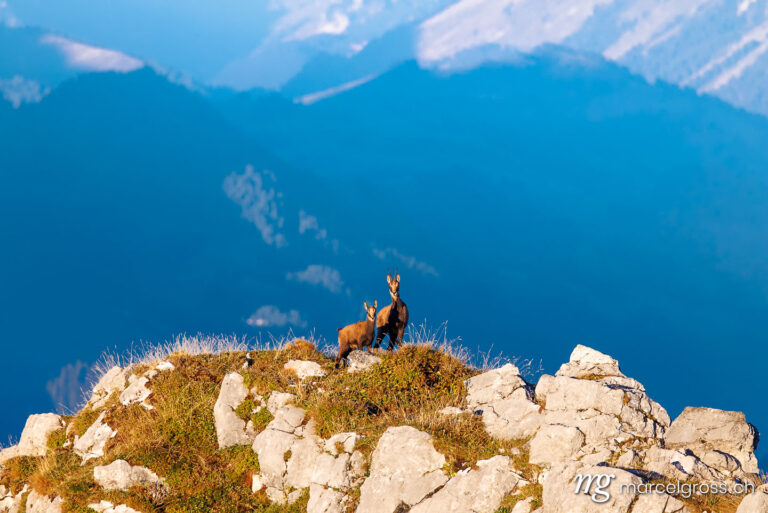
[736,490,768,513]
[12,414,64,458]
[556,345,623,379]
[529,424,585,467]
[252,428,296,489]
[214,372,252,449]
[251,473,264,492]
[285,435,323,489]
[269,406,306,433]
[0,446,18,465]
[615,450,640,468]
[346,351,382,373]
[90,367,130,408]
[541,462,641,513]
[465,364,531,409]
[93,459,165,491]
[26,491,63,513]
[643,446,724,482]
[357,426,448,513]
[155,361,174,371]
[73,411,117,463]
[664,407,759,474]
[0,484,26,513]
[312,453,353,489]
[511,497,536,513]
[324,432,360,455]
[119,376,151,407]
[410,455,523,513]
[88,501,143,513]
[267,392,296,414]
[284,360,327,380]
[631,493,689,513]
[308,484,348,513]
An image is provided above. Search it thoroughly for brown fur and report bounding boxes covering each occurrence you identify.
[374,273,409,350]
[335,300,377,368]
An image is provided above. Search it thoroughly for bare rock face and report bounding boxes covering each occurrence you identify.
[664,407,759,475]
[541,462,642,513]
[25,491,63,513]
[357,426,448,513]
[93,459,165,492]
[88,501,142,513]
[8,414,63,459]
[214,372,253,449]
[307,484,349,513]
[511,497,536,513]
[73,411,117,463]
[631,493,690,513]
[532,346,669,465]
[643,446,726,482]
[736,489,768,513]
[0,484,26,513]
[465,363,542,440]
[284,360,327,380]
[529,424,585,467]
[410,455,525,513]
[119,376,152,408]
[346,351,382,373]
[90,367,130,409]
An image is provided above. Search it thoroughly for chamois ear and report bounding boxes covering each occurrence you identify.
[395,273,400,283]
[364,301,368,309]
[386,273,392,284]
[374,300,378,308]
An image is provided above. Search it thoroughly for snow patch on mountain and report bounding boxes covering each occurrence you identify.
[40,34,144,73]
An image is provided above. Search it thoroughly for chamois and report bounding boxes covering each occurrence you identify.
[335,300,377,368]
[374,272,409,350]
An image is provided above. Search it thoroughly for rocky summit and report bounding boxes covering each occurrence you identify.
[0,340,765,513]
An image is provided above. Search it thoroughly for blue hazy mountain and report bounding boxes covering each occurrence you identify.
[2,54,768,465]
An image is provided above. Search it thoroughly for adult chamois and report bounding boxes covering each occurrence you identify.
[335,300,377,368]
[374,272,409,350]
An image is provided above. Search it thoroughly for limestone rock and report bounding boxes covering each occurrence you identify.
[267,392,297,414]
[438,406,466,415]
[88,501,142,513]
[542,462,642,513]
[346,351,382,373]
[119,376,152,408]
[284,360,327,380]
[73,411,117,463]
[736,490,768,513]
[214,372,252,449]
[556,345,623,379]
[93,459,165,491]
[529,424,585,467]
[466,363,531,408]
[308,484,348,513]
[155,361,175,372]
[0,446,18,465]
[465,364,542,440]
[357,426,448,513]
[664,407,759,474]
[90,367,130,408]
[410,455,524,513]
[511,497,536,513]
[11,414,63,458]
[324,432,360,455]
[615,450,640,468]
[0,485,26,513]
[26,491,63,513]
[631,493,690,513]
[643,446,725,482]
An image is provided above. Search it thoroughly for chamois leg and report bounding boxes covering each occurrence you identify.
[335,346,350,369]
[390,325,406,351]
[374,327,386,349]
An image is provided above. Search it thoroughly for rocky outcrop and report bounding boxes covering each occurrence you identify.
[529,423,585,467]
[465,363,542,439]
[214,372,253,449]
[284,360,327,380]
[346,351,382,373]
[73,411,117,463]
[89,367,131,409]
[25,491,63,513]
[357,426,448,513]
[541,461,642,513]
[532,346,670,466]
[410,455,525,513]
[93,459,165,492]
[736,488,768,513]
[664,406,759,475]
[0,485,26,513]
[0,414,63,463]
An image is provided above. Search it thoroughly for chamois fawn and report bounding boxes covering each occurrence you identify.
[374,272,409,350]
[335,300,377,368]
